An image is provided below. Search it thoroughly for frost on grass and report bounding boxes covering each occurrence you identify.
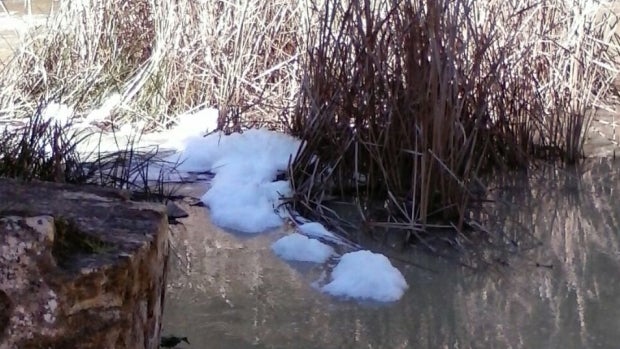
[322,250,409,302]
[171,128,302,233]
[271,233,334,263]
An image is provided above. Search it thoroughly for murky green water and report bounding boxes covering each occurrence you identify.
[163,159,620,349]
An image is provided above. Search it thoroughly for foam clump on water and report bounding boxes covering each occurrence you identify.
[271,233,334,263]
[297,222,336,239]
[171,128,301,233]
[321,250,409,302]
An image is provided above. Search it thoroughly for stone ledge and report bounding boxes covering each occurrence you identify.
[0,179,169,349]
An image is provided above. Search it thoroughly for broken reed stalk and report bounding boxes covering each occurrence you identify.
[289,0,619,247]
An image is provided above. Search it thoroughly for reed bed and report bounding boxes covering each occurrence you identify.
[0,0,618,253]
[288,0,619,249]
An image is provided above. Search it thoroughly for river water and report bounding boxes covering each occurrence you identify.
[163,158,620,349]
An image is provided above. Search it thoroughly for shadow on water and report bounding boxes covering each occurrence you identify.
[162,158,620,349]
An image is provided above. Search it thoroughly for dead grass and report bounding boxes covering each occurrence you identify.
[287,0,619,250]
[0,97,182,202]
[0,99,89,182]
[0,0,307,130]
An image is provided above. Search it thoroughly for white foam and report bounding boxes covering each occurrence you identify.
[170,128,300,233]
[271,233,334,263]
[162,108,219,150]
[297,222,336,239]
[321,250,408,302]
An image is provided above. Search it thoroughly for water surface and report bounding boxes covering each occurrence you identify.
[162,159,620,349]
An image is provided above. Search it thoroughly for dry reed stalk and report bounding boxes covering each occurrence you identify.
[289,0,619,249]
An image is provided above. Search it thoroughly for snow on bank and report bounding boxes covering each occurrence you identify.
[83,93,123,125]
[0,14,49,32]
[172,128,302,233]
[322,250,409,302]
[41,102,74,123]
[271,233,334,263]
[162,108,218,150]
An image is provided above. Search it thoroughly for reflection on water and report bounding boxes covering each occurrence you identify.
[163,159,620,349]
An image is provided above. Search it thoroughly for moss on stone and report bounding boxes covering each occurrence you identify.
[52,217,112,268]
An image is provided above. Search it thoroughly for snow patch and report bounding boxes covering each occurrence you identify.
[271,233,334,263]
[84,93,122,124]
[41,103,74,124]
[321,250,408,302]
[170,128,301,233]
[163,108,219,150]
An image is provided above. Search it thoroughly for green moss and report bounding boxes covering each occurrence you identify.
[52,217,113,268]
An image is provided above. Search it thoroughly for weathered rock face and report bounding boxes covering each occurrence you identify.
[0,179,169,349]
